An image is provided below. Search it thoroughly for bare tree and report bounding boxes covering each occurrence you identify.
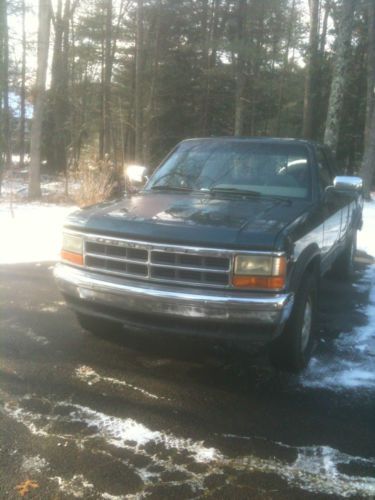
[29,0,51,199]
[323,0,356,155]
[361,0,375,198]
[234,0,248,136]
[135,0,144,161]
[19,0,27,170]
[302,0,319,139]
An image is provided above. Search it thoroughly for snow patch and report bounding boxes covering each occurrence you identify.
[21,455,48,474]
[3,397,375,497]
[75,365,163,400]
[0,202,77,264]
[52,474,94,498]
[25,328,49,346]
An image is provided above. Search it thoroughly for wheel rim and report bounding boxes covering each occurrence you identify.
[301,298,312,352]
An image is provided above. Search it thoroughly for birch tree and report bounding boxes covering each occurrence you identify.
[29,0,51,199]
[323,0,356,155]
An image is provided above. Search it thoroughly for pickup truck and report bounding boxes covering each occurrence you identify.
[54,138,363,372]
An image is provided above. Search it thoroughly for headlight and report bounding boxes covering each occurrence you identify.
[61,233,83,265]
[233,255,286,290]
[62,233,83,254]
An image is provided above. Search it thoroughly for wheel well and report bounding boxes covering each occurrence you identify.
[305,255,321,286]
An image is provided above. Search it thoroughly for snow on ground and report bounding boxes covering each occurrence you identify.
[300,200,375,391]
[0,202,77,264]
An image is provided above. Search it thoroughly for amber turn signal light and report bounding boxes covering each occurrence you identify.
[232,275,285,290]
[61,250,84,266]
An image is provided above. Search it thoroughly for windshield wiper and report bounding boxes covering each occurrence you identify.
[209,187,261,197]
[150,185,192,192]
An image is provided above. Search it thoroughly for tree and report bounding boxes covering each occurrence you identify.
[234,0,248,136]
[302,0,320,139]
[19,0,27,170]
[324,0,356,155]
[361,0,375,198]
[134,0,144,161]
[29,0,51,199]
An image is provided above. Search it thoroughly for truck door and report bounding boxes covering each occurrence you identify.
[316,147,342,260]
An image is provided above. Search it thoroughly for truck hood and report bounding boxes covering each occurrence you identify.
[65,192,309,251]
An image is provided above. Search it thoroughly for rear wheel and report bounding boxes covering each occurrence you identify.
[75,312,122,337]
[269,273,317,373]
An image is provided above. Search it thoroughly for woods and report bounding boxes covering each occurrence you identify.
[0,0,375,197]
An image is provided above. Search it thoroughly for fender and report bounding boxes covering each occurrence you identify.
[288,244,321,293]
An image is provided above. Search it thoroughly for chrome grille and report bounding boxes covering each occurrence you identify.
[83,235,231,288]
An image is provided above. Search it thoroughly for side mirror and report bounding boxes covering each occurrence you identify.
[124,164,150,191]
[333,176,363,192]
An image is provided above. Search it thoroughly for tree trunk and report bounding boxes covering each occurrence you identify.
[103,0,112,158]
[143,0,162,165]
[276,0,296,136]
[29,0,51,199]
[361,104,375,199]
[19,0,26,169]
[234,0,247,136]
[361,0,375,198]
[0,0,5,194]
[135,0,144,161]
[3,4,10,169]
[324,0,356,155]
[302,0,320,138]
[364,0,375,149]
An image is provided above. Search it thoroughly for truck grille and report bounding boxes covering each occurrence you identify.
[83,236,231,288]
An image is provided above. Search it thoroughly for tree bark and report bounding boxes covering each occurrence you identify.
[103,0,112,158]
[0,0,5,194]
[29,0,51,199]
[234,0,248,136]
[364,0,375,149]
[323,0,356,155]
[19,0,26,169]
[361,0,375,198]
[302,0,320,138]
[135,0,144,161]
[3,3,10,169]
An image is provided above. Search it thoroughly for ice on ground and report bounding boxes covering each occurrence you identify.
[4,397,375,498]
[0,202,77,264]
[300,200,375,390]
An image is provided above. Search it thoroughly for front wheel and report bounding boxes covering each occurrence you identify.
[269,273,317,373]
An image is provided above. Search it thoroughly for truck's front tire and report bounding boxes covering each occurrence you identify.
[269,273,317,373]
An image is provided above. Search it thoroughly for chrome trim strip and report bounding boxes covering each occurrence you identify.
[85,252,148,265]
[64,228,285,258]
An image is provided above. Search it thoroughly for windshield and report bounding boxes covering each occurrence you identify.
[147,140,311,199]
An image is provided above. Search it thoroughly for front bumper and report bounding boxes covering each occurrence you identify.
[54,263,294,343]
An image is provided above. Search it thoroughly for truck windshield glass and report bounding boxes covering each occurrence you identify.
[147,141,311,199]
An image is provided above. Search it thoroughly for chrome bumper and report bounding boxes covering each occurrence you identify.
[54,264,294,332]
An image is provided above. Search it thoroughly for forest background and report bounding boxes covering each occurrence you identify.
[0,0,374,200]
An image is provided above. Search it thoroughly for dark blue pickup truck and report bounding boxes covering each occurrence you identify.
[55,138,363,372]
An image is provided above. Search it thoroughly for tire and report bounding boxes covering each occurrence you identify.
[331,230,357,279]
[269,273,317,373]
[75,312,122,337]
